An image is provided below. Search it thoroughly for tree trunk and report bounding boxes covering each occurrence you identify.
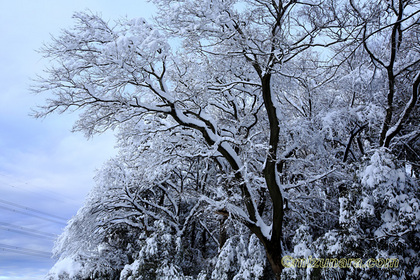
[264,240,284,280]
[259,72,285,280]
[219,215,227,249]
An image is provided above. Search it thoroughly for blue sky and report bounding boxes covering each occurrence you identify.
[0,1,155,279]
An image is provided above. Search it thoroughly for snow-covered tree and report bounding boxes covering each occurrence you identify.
[35,0,420,279]
[280,1,420,278]
[46,143,223,279]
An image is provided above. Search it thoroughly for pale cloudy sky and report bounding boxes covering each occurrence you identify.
[0,1,155,279]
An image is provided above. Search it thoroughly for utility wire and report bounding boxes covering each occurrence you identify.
[0,205,67,226]
[0,247,51,258]
[0,173,82,205]
[0,224,57,240]
[0,222,57,238]
[0,227,54,240]
[0,198,67,221]
[0,243,52,258]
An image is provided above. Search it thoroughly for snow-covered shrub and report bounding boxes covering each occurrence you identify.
[211,234,267,280]
[285,149,420,279]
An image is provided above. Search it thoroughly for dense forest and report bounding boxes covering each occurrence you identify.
[33,0,420,279]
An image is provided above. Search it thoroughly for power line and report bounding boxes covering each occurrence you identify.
[0,205,67,226]
[0,223,57,240]
[0,198,67,221]
[0,227,55,240]
[0,243,52,259]
[0,222,57,238]
[0,247,51,259]
[0,173,82,205]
